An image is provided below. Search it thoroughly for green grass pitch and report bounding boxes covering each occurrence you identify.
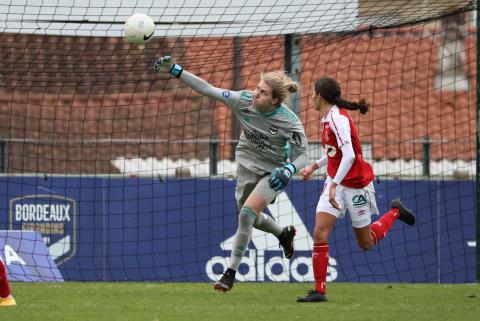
[1,282,479,321]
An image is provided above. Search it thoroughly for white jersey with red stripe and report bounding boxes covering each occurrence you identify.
[321,105,373,188]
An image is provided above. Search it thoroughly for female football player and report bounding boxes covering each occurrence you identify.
[0,258,16,307]
[297,77,416,302]
[154,56,309,292]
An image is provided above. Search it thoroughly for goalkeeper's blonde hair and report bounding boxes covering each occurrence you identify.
[261,71,298,105]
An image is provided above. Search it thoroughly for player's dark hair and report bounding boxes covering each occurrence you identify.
[314,77,369,114]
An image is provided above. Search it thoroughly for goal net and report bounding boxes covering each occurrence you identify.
[0,0,476,283]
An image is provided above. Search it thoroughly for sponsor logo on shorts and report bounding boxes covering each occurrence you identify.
[356,209,367,216]
[352,194,367,207]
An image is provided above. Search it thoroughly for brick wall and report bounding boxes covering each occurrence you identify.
[0,28,476,174]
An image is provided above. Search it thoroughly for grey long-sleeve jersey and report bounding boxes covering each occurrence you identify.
[180,70,309,175]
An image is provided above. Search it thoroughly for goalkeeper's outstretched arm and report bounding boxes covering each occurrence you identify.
[154,56,239,105]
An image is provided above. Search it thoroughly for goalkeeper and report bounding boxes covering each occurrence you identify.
[154,56,309,292]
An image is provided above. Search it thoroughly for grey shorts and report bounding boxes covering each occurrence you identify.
[235,164,280,210]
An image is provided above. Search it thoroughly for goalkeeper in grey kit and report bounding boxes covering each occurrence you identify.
[154,56,309,292]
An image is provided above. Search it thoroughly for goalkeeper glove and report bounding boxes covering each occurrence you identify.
[268,164,296,191]
[153,56,183,78]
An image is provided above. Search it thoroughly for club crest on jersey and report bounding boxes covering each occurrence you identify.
[269,125,278,135]
[324,144,337,157]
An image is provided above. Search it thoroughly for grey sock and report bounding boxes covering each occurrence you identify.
[253,212,283,237]
[229,206,256,271]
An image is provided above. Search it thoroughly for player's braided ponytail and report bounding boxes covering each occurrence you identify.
[336,97,369,115]
[314,77,369,114]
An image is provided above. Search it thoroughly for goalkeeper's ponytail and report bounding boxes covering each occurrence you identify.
[314,77,369,114]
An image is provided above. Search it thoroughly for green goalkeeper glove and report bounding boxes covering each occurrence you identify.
[268,163,296,191]
[153,56,183,78]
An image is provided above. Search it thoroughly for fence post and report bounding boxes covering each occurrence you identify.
[231,36,243,160]
[284,33,301,115]
[0,138,5,173]
[476,2,480,283]
[423,135,430,177]
[209,140,218,176]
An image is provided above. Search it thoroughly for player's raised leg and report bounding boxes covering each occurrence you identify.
[252,174,297,259]
[251,212,296,258]
[352,198,416,251]
[368,198,416,246]
[0,259,16,307]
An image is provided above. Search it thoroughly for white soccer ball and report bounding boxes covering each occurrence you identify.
[124,13,155,44]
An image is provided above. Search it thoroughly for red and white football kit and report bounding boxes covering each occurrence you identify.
[311,106,404,296]
[315,105,378,228]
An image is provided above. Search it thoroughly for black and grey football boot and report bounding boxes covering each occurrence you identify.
[390,198,416,225]
[278,225,296,259]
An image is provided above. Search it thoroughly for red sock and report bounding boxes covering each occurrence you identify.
[312,243,329,294]
[0,260,11,298]
[370,208,400,244]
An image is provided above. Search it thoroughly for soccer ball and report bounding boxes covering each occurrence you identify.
[124,13,155,44]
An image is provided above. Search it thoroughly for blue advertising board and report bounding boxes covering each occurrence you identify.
[0,176,476,283]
